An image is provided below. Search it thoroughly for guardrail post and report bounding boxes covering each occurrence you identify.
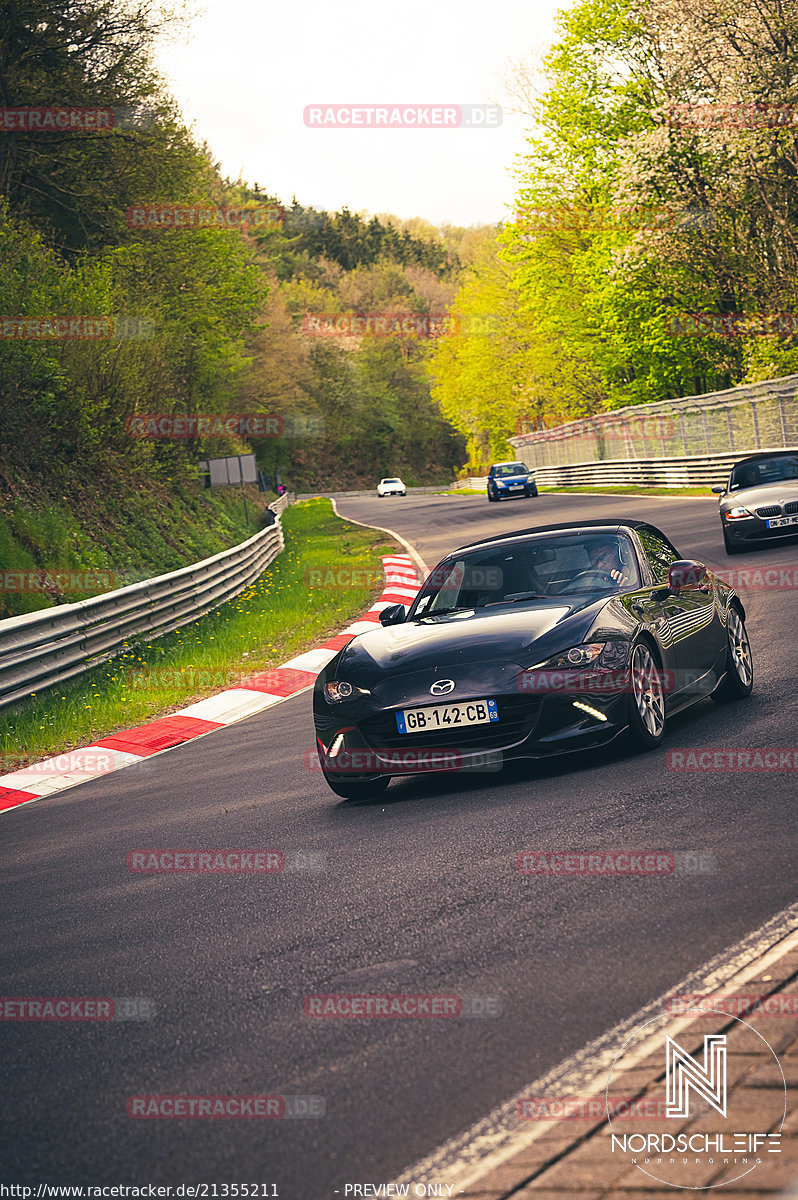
[725,405,735,451]
[751,402,761,448]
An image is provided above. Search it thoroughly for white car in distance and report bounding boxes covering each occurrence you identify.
[377,477,406,497]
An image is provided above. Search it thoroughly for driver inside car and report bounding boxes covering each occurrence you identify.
[585,541,630,588]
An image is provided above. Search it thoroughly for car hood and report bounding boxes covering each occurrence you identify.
[721,481,798,510]
[335,599,606,681]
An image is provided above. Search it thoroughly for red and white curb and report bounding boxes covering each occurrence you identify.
[0,554,422,815]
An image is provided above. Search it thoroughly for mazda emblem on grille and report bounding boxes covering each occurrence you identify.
[430,679,455,695]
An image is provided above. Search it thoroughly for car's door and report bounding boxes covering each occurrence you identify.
[635,527,724,697]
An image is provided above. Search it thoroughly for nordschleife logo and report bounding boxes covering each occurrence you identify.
[607,1012,786,1189]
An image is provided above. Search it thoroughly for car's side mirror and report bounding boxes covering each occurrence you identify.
[668,559,709,592]
[711,484,725,494]
[379,604,406,626]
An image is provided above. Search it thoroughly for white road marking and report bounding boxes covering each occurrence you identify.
[329,498,431,578]
[344,620,382,635]
[177,689,284,723]
[391,902,798,1193]
[0,747,142,795]
[281,648,339,673]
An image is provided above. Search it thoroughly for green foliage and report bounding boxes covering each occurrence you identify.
[0,0,470,526]
[279,204,459,277]
[434,0,798,468]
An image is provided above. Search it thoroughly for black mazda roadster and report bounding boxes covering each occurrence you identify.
[313,520,753,798]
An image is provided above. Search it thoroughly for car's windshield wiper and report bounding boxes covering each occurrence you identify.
[418,605,473,618]
[485,591,550,604]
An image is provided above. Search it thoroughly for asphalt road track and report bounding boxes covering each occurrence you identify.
[1,492,796,1196]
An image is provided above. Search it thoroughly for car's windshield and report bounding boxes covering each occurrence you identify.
[382,479,401,484]
[493,463,529,478]
[410,533,641,617]
[730,455,798,490]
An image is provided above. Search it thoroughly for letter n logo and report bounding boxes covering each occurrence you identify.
[666,1034,727,1118]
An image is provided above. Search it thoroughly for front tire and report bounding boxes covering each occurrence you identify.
[627,640,666,750]
[711,605,753,702]
[723,527,742,555]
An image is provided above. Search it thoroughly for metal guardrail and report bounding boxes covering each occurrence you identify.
[452,447,798,490]
[530,454,762,489]
[508,373,798,467]
[0,493,294,711]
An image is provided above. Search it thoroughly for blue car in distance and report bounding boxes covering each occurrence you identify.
[487,461,538,502]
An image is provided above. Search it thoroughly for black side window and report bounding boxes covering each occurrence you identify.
[637,528,680,583]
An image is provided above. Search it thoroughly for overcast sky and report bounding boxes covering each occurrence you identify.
[155,0,565,228]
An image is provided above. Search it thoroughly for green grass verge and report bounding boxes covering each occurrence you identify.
[0,499,397,768]
[0,458,271,619]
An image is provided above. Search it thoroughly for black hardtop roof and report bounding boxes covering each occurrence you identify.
[731,449,798,468]
[455,518,663,554]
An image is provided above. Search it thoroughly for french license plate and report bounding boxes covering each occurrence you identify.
[766,514,798,528]
[396,699,499,734]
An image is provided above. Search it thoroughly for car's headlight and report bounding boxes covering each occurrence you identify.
[724,506,754,520]
[528,640,629,670]
[324,680,370,703]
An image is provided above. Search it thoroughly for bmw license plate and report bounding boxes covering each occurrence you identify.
[766,514,798,528]
[396,699,499,734]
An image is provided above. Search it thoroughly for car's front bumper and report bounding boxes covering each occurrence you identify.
[314,688,630,781]
[490,480,536,498]
[722,513,798,545]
